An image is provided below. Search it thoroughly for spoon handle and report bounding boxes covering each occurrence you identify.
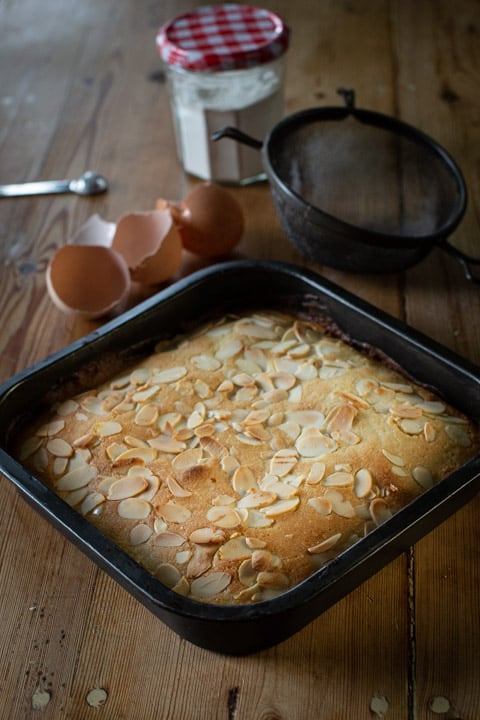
[0,179,71,197]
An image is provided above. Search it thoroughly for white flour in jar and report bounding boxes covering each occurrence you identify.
[168,60,285,183]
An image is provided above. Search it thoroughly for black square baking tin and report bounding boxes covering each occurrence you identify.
[1,260,479,654]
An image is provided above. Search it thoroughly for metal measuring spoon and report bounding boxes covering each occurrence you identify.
[0,171,108,198]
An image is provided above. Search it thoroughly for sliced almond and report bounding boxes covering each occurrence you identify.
[154,531,185,547]
[308,532,342,554]
[130,523,153,545]
[354,468,373,498]
[118,498,151,520]
[108,475,149,500]
[296,428,337,458]
[263,497,300,517]
[190,572,231,599]
[157,502,192,524]
[46,438,73,458]
[308,497,332,515]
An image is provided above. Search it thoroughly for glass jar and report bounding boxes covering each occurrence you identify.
[156,4,290,185]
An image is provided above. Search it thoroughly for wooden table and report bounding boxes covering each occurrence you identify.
[1,1,479,718]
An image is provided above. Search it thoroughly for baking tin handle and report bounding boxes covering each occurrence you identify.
[437,238,480,284]
[211,127,263,150]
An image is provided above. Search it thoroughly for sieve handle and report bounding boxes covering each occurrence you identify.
[211,127,263,150]
[437,238,480,284]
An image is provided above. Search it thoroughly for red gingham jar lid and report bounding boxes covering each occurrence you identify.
[156,4,290,72]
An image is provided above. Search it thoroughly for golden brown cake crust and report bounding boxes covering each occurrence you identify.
[17,312,480,604]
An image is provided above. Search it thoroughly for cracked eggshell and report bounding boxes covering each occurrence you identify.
[111,209,183,285]
[158,183,244,258]
[46,244,130,319]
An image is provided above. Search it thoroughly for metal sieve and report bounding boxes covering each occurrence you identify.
[214,89,480,281]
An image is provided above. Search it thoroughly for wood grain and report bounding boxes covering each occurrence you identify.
[1,1,479,718]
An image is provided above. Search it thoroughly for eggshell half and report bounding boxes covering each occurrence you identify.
[111,210,183,285]
[71,213,116,247]
[160,183,244,258]
[46,244,130,319]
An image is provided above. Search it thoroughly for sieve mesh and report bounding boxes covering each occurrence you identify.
[269,114,463,239]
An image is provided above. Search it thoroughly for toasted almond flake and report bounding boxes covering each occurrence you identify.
[235,319,276,339]
[154,531,185,547]
[217,379,234,392]
[64,487,89,507]
[412,466,434,489]
[261,479,298,499]
[308,532,342,554]
[175,550,192,564]
[189,527,225,544]
[80,492,105,516]
[108,475,149,500]
[326,404,357,433]
[323,471,354,487]
[383,381,414,393]
[186,544,218,578]
[263,497,300,517]
[271,339,297,355]
[191,354,221,371]
[269,448,298,477]
[200,436,228,458]
[391,465,409,477]
[256,571,289,590]
[370,498,392,525]
[190,572,231,599]
[152,518,166,534]
[118,498,151,519]
[399,418,426,435]
[37,419,66,437]
[307,462,326,485]
[251,549,281,571]
[382,449,405,466]
[165,475,192,498]
[389,402,423,419]
[56,464,97,491]
[215,339,243,360]
[113,447,157,465]
[268,412,284,427]
[325,489,355,518]
[187,410,203,429]
[219,536,253,561]
[106,442,128,460]
[94,420,122,437]
[124,435,149,448]
[130,523,153,545]
[147,435,185,454]
[72,431,97,449]
[319,365,345,379]
[245,537,267,550]
[237,490,276,509]
[132,386,159,403]
[154,366,187,383]
[339,392,370,410]
[220,455,240,475]
[445,424,472,447]
[295,427,337,458]
[134,404,159,426]
[157,502,192,524]
[238,559,257,587]
[269,371,296,390]
[156,563,182,588]
[308,497,332,515]
[423,421,436,442]
[417,400,446,414]
[354,468,373,498]
[46,438,73,458]
[172,448,203,473]
[130,368,150,385]
[232,465,258,495]
[243,409,270,426]
[287,410,324,427]
[80,395,108,416]
[206,506,243,528]
[244,509,274,528]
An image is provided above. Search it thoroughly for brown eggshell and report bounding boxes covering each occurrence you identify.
[46,245,130,319]
[158,183,244,258]
[111,210,183,285]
